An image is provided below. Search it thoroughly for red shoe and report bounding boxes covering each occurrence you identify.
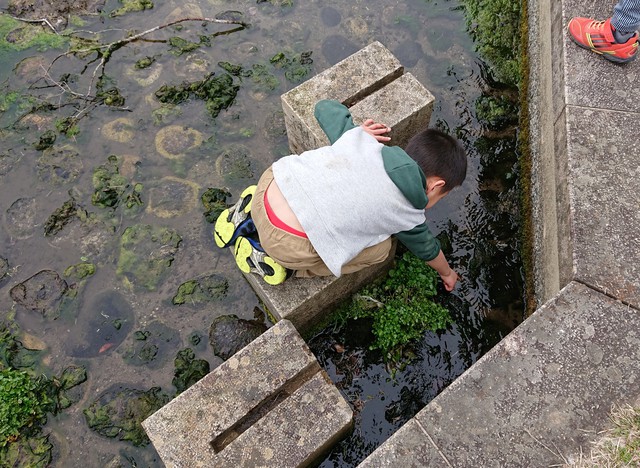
[568,17,638,63]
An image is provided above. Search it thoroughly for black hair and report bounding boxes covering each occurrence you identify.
[405,128,467,192]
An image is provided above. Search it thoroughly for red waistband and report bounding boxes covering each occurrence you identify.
[264,191,308,238]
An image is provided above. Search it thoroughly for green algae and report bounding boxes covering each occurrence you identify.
[109,0,154,17]
[460,0,521,86]
[44,198,86,237]
[83,385,169,446]
[201,187,231,223]
[92,155,144,213]
[172,274,229,305]
[215,144,253,181]
[0,16,68,52]
[154,72,239,119]
[63,263,96,280]
[116,224,181,291]
[172,348,209,394]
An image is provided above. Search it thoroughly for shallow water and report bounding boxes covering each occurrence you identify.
[0,0,523,466]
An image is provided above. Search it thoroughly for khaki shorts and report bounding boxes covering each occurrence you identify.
[252,166,393,277]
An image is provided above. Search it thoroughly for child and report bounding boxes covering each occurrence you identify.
[214,99,467,289]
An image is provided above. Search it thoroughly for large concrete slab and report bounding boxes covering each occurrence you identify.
[142,320,353,467]
[360,282,640,467]
[566,106,640,308]
[562,0,640,114]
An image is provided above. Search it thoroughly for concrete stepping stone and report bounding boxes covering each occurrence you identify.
[142,320,353,467]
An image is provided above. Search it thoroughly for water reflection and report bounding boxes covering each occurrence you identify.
[0,0,523,465]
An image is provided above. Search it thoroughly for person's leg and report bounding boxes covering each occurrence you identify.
[567,2,639,63]
[611,0,640,35]
[339,237,393,275]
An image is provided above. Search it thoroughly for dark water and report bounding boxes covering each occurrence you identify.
[0,0,523,466]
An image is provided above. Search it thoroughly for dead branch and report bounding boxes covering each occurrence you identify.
[6,13,59,34]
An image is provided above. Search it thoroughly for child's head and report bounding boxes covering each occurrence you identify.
[405,128,467,197]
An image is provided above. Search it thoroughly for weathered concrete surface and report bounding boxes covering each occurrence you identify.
[243,241,396,335]
[142,320,353,467]
[282,41,403,154]
[360,282,640,467]
[528,0,640,308]
[349,73,435,149]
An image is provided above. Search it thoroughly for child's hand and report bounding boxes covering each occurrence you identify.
[440,269,459,292]
[361,119,391,142]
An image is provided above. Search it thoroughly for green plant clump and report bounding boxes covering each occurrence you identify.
[340,251,452,360]
[155,72,239,119]
[460,0,521,85]
[0,369,51,447]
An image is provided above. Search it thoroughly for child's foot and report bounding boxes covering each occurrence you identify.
[568,17,638,63]
[233,236,288,285]
[214,185,257,248]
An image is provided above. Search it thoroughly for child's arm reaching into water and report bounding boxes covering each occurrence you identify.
[361,119,391,142]
[426,250,459,291]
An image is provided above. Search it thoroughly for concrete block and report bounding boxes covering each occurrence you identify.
[282,41,434,154]
[243,240,397,335]
[142,320,353,467]
[349,73,435,149]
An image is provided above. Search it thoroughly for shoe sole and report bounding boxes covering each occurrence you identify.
[234,236,288,285]
[213,185,256,248]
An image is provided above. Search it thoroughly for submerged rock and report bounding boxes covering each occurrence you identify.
[37,145,83,185]
[147,176,199,218]
[155,125,203,160]
[172,273,229,305]
[215,144,253,181]
[83,385,170,446]
[65,290,134,358]
[102,117,136,143]
[208,314,267,361]
[172,348,209,394]
[393,40,424,68]
[4,197,37,239]
[120,320,180,369]
[321,6,341,27]
[1,433,53,467]
[126,60,163,87]
[321,35,359,65]
[10,270,68,317]
[116,224,181,291]
[109,0,153,17]
[0,150,20,176]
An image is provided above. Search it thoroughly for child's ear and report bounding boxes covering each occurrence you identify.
[427,178,446,193]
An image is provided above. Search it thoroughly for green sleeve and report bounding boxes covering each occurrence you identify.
[395,223,441,261]
[314,99,358,144]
